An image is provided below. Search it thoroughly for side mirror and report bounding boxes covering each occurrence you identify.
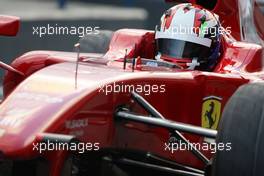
[0,15,20,36]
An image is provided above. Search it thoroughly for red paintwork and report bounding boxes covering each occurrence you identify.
[0,0,263,174]
[0,15,20,36]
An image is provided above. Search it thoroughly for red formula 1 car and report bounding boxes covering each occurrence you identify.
[0,0,263,175]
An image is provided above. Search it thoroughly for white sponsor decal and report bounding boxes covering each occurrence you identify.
[65,119,88,129]
[0,117,23,127]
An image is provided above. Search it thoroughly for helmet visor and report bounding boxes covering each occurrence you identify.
[156,38,211,59]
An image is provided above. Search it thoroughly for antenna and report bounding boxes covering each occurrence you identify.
[132,57,136,72]
[132,43,138,72]
[74,43,80,89]
[123,49,127,70]
[0,61,24,76]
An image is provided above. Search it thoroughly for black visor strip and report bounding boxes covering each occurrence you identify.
[156,38,211,59]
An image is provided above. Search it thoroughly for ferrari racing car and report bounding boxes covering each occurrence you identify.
[0,0,263,175]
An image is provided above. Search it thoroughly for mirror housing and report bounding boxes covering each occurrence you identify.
[0,15,20,36]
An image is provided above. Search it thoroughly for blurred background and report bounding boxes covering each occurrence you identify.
[0,0,172,63]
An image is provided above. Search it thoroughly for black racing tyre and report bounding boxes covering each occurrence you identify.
[78,30,113,53]
[212,83,264,176]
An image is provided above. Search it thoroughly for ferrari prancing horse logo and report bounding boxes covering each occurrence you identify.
[201,96,222,130]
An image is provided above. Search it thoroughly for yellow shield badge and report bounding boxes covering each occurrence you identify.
[201,96,222,130]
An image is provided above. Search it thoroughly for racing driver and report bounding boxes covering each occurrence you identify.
[155,3,222,71]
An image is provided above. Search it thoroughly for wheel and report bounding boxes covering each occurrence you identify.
[78,30,113,53]
[212,83,264,176]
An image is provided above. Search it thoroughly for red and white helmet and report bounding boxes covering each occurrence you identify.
[155,3,221,70]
